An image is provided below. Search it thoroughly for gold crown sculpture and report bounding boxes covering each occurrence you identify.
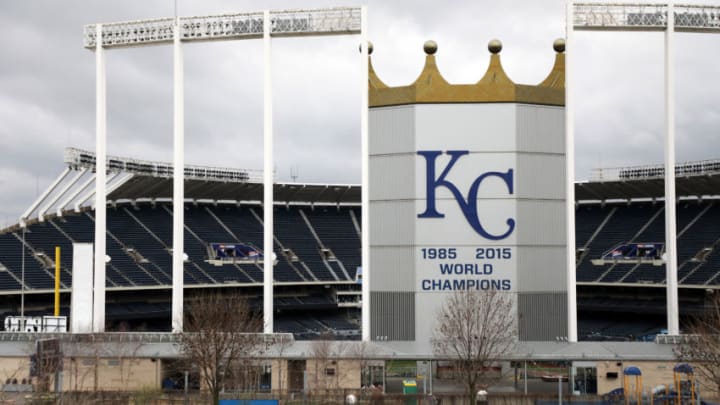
[368,39,565,108]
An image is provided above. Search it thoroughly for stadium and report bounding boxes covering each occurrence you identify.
[1,147,364,338]
[3,149,720,338]
[2,148,720,397]
[1,1,720,402]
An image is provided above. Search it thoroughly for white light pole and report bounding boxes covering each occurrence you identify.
[93,23,107,333]
[263,9,274,334]
[360,5,370,342]
[20,226,26,328]
[172,16,185,333]
[565,0,578,342]
[664,2,679,335]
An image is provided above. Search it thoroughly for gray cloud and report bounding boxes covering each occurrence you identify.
[1,0,719,226]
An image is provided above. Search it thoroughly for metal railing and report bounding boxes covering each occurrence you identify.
[83,7,361,48]
[64,147,263,183]
[574,3,720,32]
[590,158,720,182]
[0,332,294,346]
[655,334,696,344]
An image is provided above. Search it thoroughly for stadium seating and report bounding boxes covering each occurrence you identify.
[117,206,205,285]
[209,205,311,282]
[274,206,337,281]
[678,204,720,284]
[576,204,660,282]
[182,205,255,283]
[20,221,73,287]
[3,196,720,341]
[0,202,362,291]
[576,201,720,286]
[106,207,170,285]
[0,232,50,289]
[2,199,719,294]
[303,206,361,279]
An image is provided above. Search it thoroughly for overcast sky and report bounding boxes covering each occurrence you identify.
[1,0,719,226]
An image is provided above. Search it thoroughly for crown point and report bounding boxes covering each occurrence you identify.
[553,38,565,53]
[359,41,373,55]
[488,39,502,54]
[424,40,438,55]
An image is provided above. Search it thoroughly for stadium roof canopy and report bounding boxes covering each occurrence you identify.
[109,176,359,205]
[576,159,720,201]
[19,148,361,226]
[17,148,720,225]
[575,175,720,201]
[65,147,359,205]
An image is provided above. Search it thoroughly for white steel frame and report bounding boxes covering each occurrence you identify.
[37,168,87,222]
[19,167,70,227]
[86,7,366,334]
[568,2,720,338]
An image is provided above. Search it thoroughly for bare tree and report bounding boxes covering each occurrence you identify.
[675,293,720,394]
[179,293,264,405]
[272,334,293,393]
[108,339,144,390]
[310,331,335,392]
[348,340,379,388]
[432,289,516,405]
[309,331,348,393]
[60,335,145,395]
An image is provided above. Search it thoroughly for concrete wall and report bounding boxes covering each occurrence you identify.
[0,357,29,383]
[271,359,286,392]
[305,359,360,391]
[0,355,160,392]
[272,359,361,393]
[597,361,688,395]
[62,357,161,391]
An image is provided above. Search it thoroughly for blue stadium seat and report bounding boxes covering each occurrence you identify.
[304,207,360,281]
[0,232,53,289]
[208,205,307,282]
[274,206,335,281]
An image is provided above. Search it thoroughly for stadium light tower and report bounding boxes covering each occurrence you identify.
[568,1,720,338]
[84,7,367,334]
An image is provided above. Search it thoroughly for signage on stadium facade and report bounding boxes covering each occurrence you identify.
[416,246,514,291]
[4,316,67,333]
[413,125,518,293]
[417,150,515,240]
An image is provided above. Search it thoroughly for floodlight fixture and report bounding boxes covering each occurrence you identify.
[573,3,720,32]
[83,7,361,49]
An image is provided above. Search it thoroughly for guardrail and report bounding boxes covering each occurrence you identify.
[0,332,294,345]
[590,159,720,182]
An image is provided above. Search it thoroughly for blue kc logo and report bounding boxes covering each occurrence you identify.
[417,150,515,240]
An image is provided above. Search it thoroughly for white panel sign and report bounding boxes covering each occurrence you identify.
[42,316,68,333]
[71,243,94,333]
